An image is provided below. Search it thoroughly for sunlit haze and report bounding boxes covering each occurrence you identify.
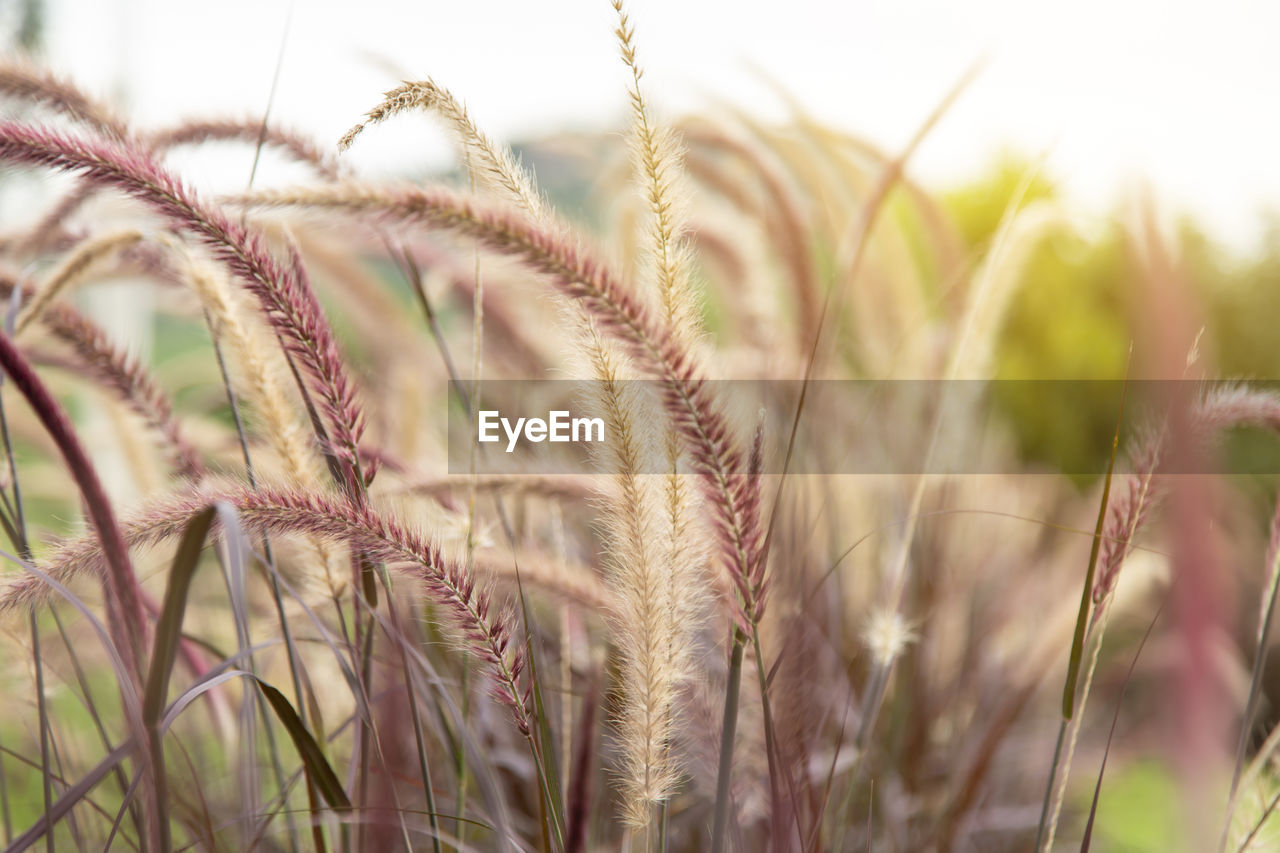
[37,0,1280,250]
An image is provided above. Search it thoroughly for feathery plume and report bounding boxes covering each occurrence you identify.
[606,3,711,824]
[585,326,695,824]
[0,60,128,141]
[184,260,320,489]
[613,0,697,337]
[1093,386,1280,607]
[149,118,342,180]
[184,258,347,597]
[0,273,205,480]
[15,228,146,334]
[1091,429,1162,608]
[0,122,366,469]
[339,79,545,219]
[3,482,533,733]
[862,609,917,668]
[1195,384,1280,437]
[228,182,765,623]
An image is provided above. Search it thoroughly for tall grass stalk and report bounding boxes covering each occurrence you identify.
[710,630,745,853]
[0,331,156,847]
[14,489,57,853]
[607,1,710,839]
[0,304,56,853]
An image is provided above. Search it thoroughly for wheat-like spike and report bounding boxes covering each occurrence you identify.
[0,123,367,471]
[612,0,697,337]
[184,258,348,598]
[610,1,711,826]
[339,79,545,219]
[1091,429,1162,609]
[149,118,342,180]
[583,327,684,824]
[611,0,709,582]
[482,550,615,612]
[612,0,707,636]
[681,121,820,352]
[1,481,533,733]
[12,121,337,256]
[0,60,129,141]
[229,181,766,625]
[185,260,320,488]
[0,273,205,481]
[15,228,145,334]
[1092,386,1280,607]
[396,473,596,503]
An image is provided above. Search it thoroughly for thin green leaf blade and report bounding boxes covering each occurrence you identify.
[141,503,217,853]
[143,505,218,726]
[1064,369,1130,719]
[254,678,352,812]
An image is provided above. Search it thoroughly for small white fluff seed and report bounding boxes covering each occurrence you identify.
[863,609,917,667]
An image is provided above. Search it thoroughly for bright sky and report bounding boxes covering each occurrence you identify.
[40,0,1280,251]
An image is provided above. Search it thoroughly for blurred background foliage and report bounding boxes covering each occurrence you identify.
[946,155,1280,484]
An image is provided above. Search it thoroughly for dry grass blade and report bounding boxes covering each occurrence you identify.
[613,0,696,337]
